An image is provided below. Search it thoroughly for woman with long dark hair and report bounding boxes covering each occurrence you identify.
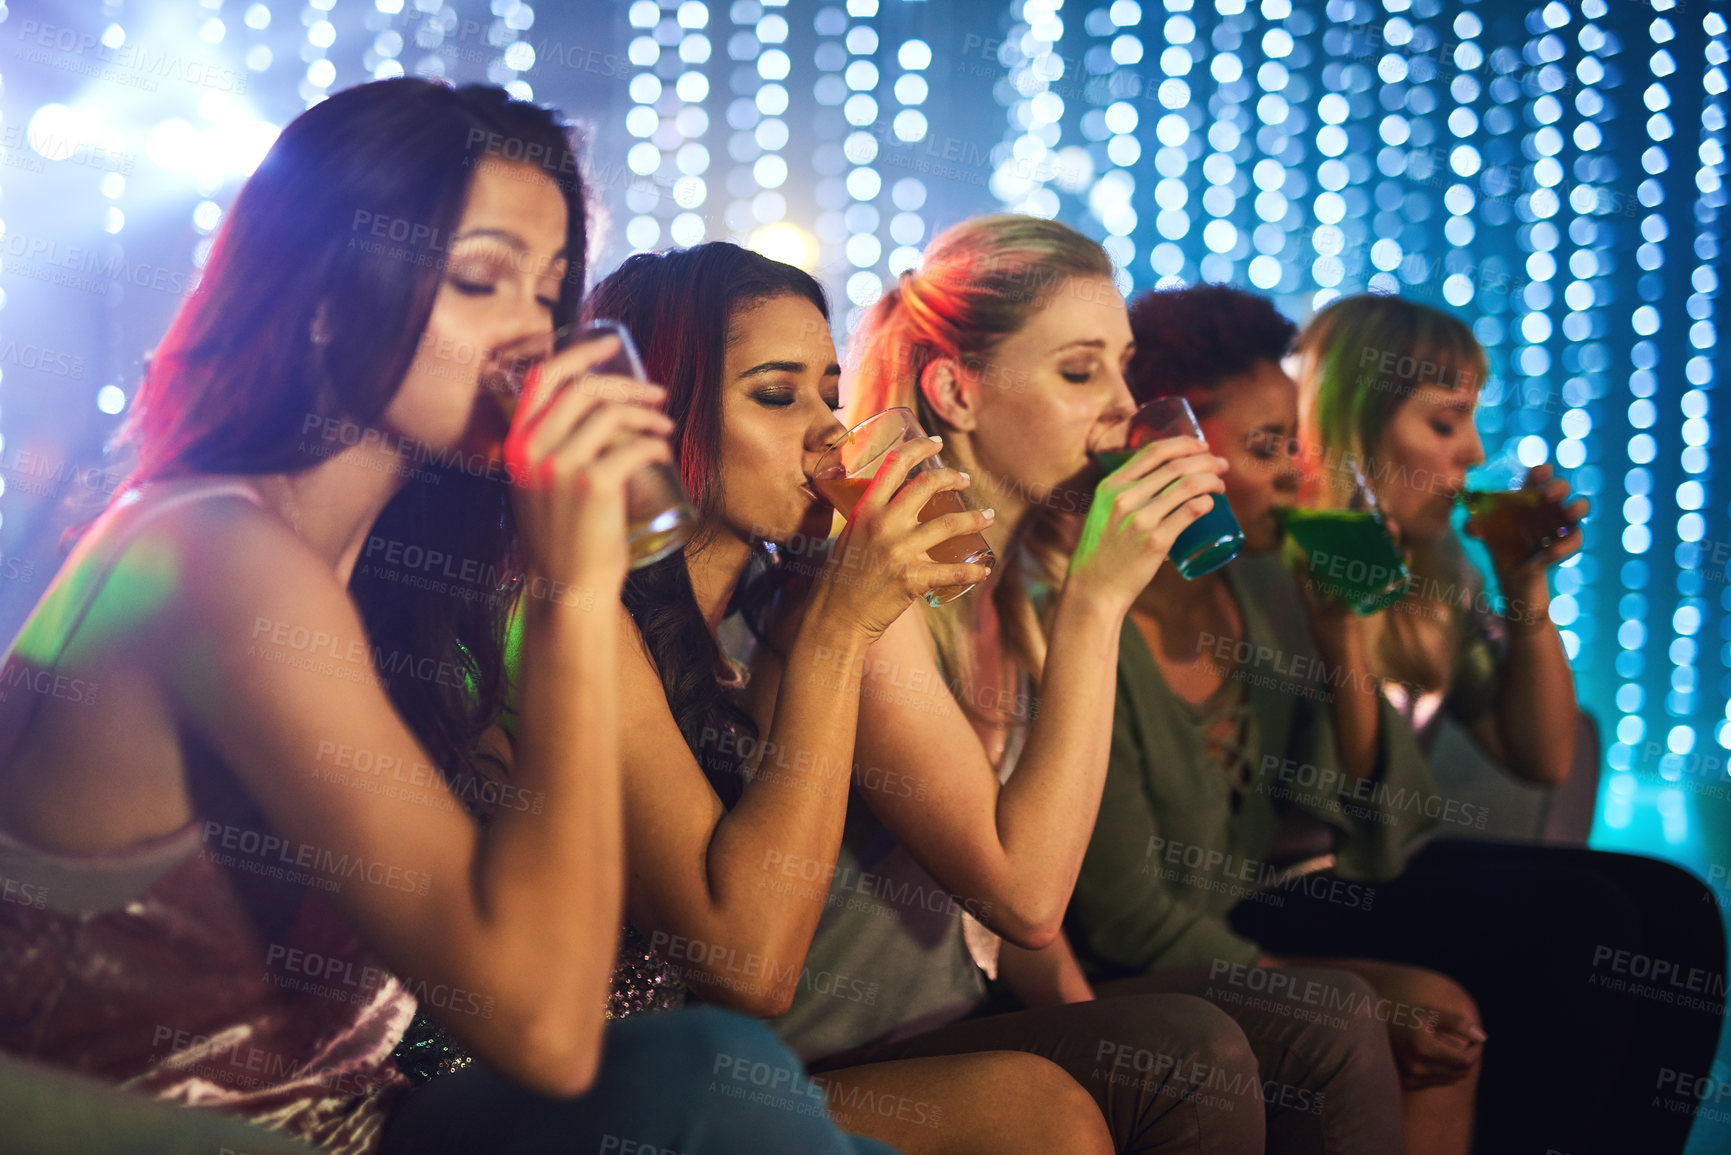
[565,239,1268,1154]
[0,79,897,1155]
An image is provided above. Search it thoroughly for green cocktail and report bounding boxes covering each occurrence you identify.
[1277,508,1410,615]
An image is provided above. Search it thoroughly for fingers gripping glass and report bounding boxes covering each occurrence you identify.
[812,407,996,608]
[1459,489,1575,570]
[1090,397,1244,581]
[1456,451,1576,571]
[494,319,695,569]
[1277,462,1410,615]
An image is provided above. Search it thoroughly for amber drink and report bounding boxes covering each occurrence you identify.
[1460,489,1575,571]
[814,408,995,607]
[491,320,693,568]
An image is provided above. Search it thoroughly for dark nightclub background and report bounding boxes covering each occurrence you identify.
[0,0,1726,1136]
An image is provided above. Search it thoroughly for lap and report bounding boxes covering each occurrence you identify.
[811,993,1267,1155]
[381,1008,896,1155]
[1098,966,1406,1155]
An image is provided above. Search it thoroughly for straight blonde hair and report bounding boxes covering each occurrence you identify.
[847,215,1115,728]
[1294,293,1490,695]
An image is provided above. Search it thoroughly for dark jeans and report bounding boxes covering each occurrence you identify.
[379,1007,901,1155]
[1230,840,1727,1155]
[811,993,1266,1154]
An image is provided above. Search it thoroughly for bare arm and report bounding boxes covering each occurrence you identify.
[1467,465,1587,786]
[617,447,993,1016]
[850,438,1231,947]
[851,591,1124,947]
[614,605,872,1017]
[168,342,670,1097]
[166,507,625,1098]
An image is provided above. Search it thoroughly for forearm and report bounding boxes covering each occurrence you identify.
[1314,616,1380,781]
[469,593,624,1066]
[1494,589,1577,784]
[988,590,1127,930]
[694,613,874,989]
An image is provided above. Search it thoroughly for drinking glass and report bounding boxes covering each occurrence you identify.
[1278,462,1410,615]
[1089,396,1243,580]
[812,408,995,607]
[1459,488,1576,572]
[493,319,695,569]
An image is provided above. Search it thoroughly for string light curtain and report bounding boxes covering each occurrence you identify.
[981,0,1722,857]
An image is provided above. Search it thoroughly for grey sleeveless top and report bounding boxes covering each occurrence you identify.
[768,645,1031,1064]
[766,788,987,1063]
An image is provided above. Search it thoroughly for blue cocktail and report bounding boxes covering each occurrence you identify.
[1092,397,1244,580]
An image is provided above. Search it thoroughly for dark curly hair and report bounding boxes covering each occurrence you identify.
[1125,284,1297,415]
[586,242,828,809]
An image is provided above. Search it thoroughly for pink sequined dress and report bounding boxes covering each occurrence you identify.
[0,480,416,1153]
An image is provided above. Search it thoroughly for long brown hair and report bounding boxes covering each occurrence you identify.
[118,79,590,787]
[589,242,830,808]
[1294,293,1489,694]
[847,214,1115,729]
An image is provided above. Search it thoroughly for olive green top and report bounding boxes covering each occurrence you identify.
[1067,553,1441,979]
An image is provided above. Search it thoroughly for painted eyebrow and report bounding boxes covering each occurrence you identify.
[451,228,569,263]
[1050,339,1138,357]
[740,360,842,378]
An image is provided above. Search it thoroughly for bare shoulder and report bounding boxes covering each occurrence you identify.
[15,487,337,666]
[83,489,375,718]
[0,489,365,849]
[135,489,353,640]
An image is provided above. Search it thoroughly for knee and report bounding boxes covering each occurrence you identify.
[1399,968,1483,1051]
[1149,995,1261,1087]
[1335,971,1397,1041]
[686,1006,803,1074]
[994,1054,1113,1155]
[1395,967,1480,1028]
[1433,973,1479,1025]
[1287,971,1398,1073]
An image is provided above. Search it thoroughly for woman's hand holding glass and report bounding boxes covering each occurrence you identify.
[1280,462,1410,617]
[809,435,995,640]
[1067,435,1229,610]
[1462,463,1588,592]
[503,332,676,598]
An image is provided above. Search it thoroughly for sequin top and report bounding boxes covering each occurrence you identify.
[606,922,691,1019]
[0,480,417,1154]
[392,923,688,1085]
